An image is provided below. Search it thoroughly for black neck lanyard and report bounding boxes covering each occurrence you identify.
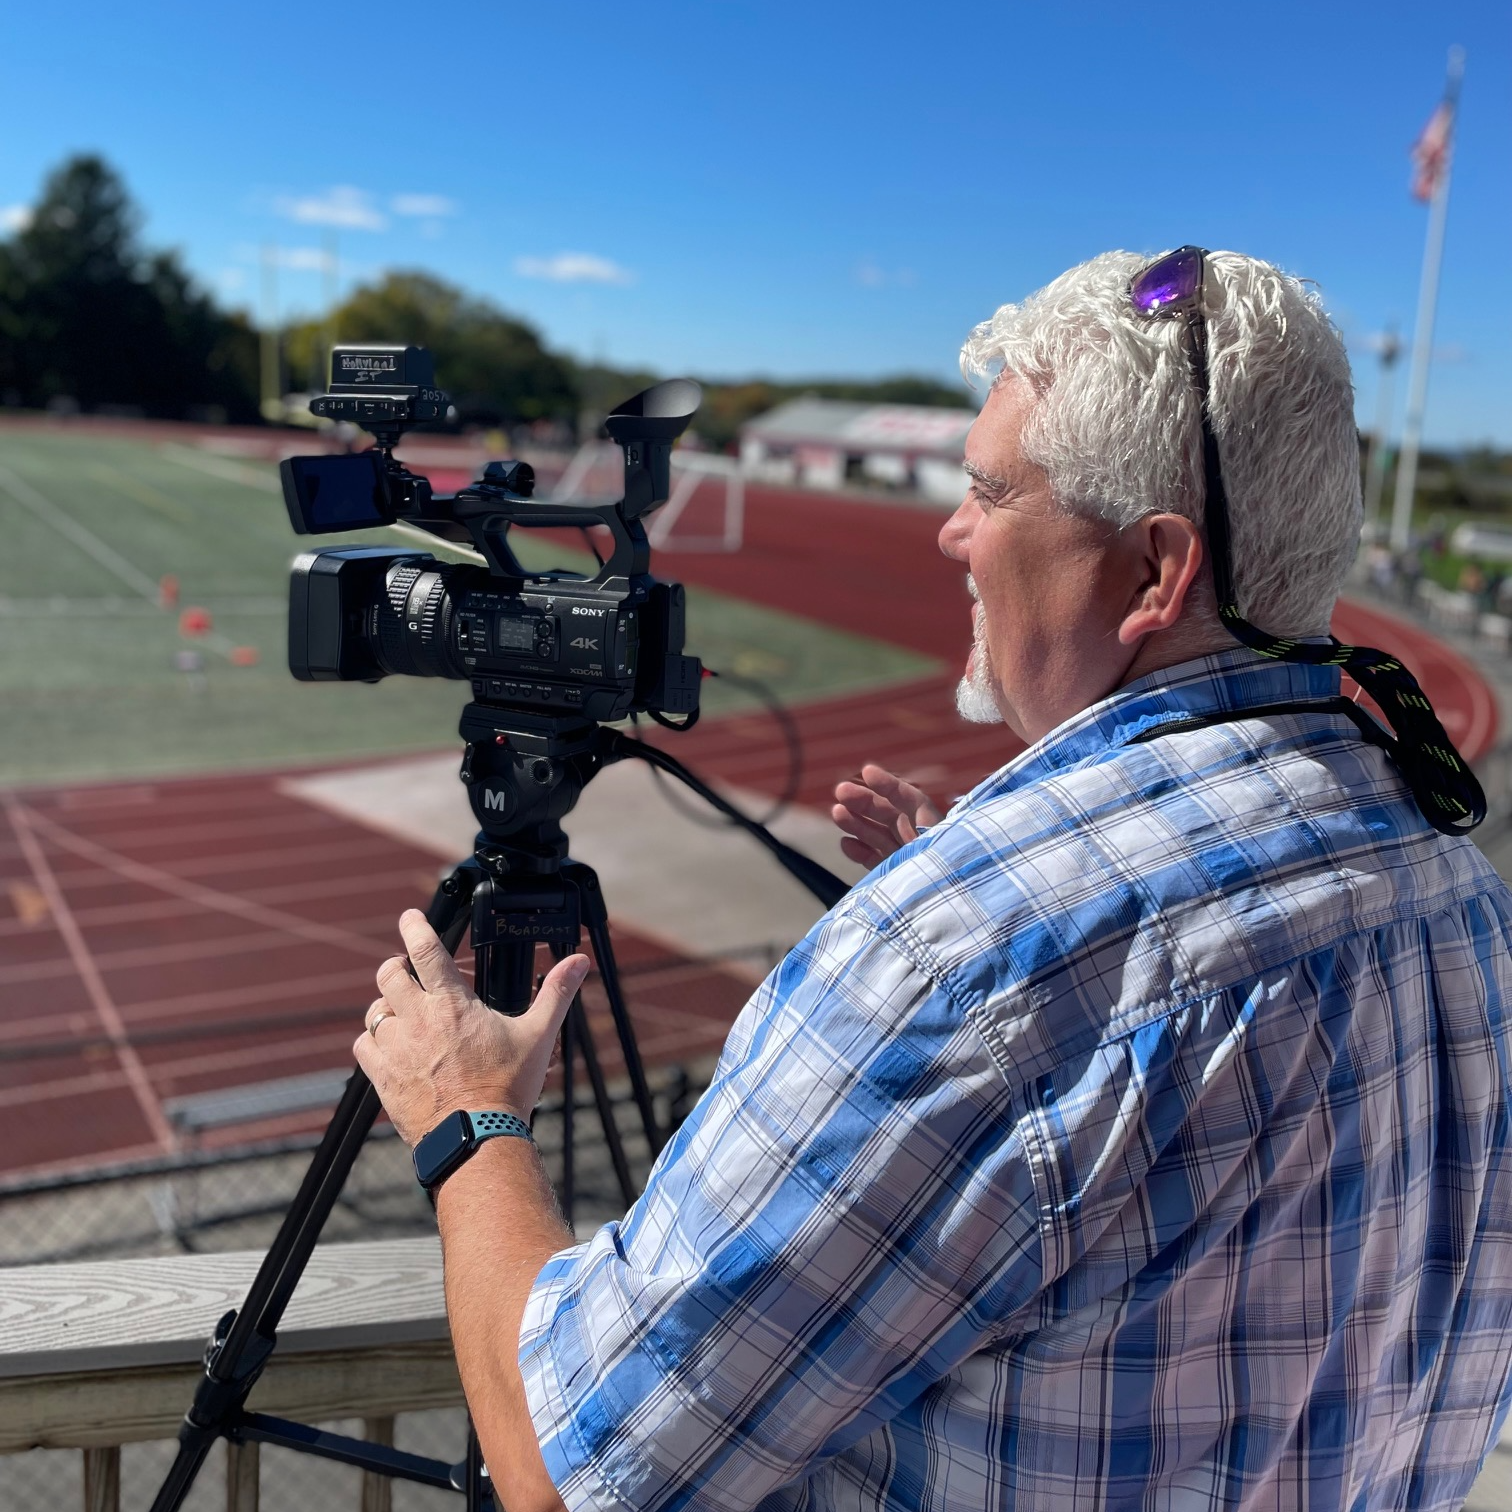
[1127,695,1399,763]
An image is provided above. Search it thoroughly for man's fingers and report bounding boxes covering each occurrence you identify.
[375,954,423,1006]
[397,909,464,994]
[859,764,930,815]
[839,834,886,868]
[858,765,943,830]
[530,954,592,1039]
[834,783,908,833]
[352,1029,377,1077]
[831,801,902,854]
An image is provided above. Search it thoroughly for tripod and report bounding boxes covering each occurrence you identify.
[150,703,846,1512]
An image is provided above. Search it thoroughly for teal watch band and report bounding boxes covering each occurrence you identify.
[413,1107,534,1194]
[470,1110,533,1142]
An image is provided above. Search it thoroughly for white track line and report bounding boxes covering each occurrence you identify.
[0,865,429,940]
[25,809,403,959]
[0,924,343,988]
[2,796,177,1150]
[1,967,368,1040]
[160,443,281,493]
[45,835,406,892]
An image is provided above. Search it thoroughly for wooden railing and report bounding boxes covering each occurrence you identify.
[0,1237,463,1511]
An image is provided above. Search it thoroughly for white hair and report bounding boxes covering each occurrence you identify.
[960,250,1361,637]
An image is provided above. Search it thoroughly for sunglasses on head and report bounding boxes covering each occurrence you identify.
[1124,245,1484,834]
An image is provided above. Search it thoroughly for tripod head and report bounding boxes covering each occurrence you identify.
[446,702,620,1013]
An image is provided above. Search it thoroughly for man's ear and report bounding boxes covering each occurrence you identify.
[1116,513,1205,647]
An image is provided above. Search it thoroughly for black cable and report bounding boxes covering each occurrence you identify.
[609,729,848,908]
[647,706,701,732]
[637,669,802,829]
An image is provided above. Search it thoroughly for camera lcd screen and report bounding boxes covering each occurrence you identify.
[281,453,392,534]
[496,617,536,653]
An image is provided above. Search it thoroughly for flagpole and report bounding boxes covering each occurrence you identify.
[1363,327,1400,539]
[1389,46,1465,552]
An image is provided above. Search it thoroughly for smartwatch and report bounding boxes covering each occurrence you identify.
[412,1109,533,1194]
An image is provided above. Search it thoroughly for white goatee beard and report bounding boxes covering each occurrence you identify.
[955,573,1004,725]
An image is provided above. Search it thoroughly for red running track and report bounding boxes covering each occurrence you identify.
[646,483,1500,806]
[0,478,1498,1179]
[0,779,752,1178]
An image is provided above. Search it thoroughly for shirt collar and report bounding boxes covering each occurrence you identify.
[956,646,1345,810]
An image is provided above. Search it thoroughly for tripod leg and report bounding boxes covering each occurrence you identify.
[150,862,481,1512]
[464,1419,493,1511]
[564,992,637,1207]
[151,1071,383,1512]
[568,862,664,1155]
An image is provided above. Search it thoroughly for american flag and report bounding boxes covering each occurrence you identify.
[1411,99,1454,202]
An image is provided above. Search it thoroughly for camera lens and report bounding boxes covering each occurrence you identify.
[369,560,472,678]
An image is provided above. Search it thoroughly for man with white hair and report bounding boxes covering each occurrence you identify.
[359,248,1512,1512]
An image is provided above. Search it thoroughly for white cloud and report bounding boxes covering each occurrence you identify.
[273,186,386,232]
[391,193,457,218]
[855,259,916,289]
[217,268,247,292]
[276,246,336,272]
[1,205,32,234]
[513,252,635,286]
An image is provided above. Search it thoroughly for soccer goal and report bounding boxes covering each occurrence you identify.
[550,441,745,553]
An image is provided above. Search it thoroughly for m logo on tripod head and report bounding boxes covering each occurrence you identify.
[483,788,508,811]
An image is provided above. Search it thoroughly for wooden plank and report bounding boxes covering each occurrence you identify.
[360,1416,395,1512]
[0,1339,464,1453]
[226,1439,259,1512]
[0,1237,447,1379]
[83,1445,120,1512]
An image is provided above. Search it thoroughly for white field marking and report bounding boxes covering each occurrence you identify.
[41,835,403,894]
[160,443,281,493]
[23,806,396,960]
[168,442,489,564]
[0,967,367,1041]
[2,795,178,1150]
[87,462,195,523]
[0,596,285,617]
[0,864,432,941]
[0,924,320,988]
[0,463,161,601]
[0,1025,355,1112]
[0,1136,168,1184]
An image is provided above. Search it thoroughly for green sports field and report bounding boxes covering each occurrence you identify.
[0,425,936,786]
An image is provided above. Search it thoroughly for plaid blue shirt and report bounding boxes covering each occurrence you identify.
[521,649,1512,1512]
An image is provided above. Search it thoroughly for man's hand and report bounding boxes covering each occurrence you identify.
[831,763,943,868]
[354,909,589,1145]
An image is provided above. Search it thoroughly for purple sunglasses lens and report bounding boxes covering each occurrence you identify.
[1131,247,1203,314]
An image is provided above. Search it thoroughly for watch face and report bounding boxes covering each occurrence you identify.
[413,1109,473,1189]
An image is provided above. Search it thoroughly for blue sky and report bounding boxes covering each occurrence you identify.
[1,0,1507,446]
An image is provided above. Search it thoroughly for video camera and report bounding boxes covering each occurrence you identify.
[282,345,703,724]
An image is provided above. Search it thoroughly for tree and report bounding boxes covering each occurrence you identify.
[285,272,579,428]
[0,155,259,419]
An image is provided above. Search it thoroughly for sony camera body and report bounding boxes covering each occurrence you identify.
[282,345,702,724]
